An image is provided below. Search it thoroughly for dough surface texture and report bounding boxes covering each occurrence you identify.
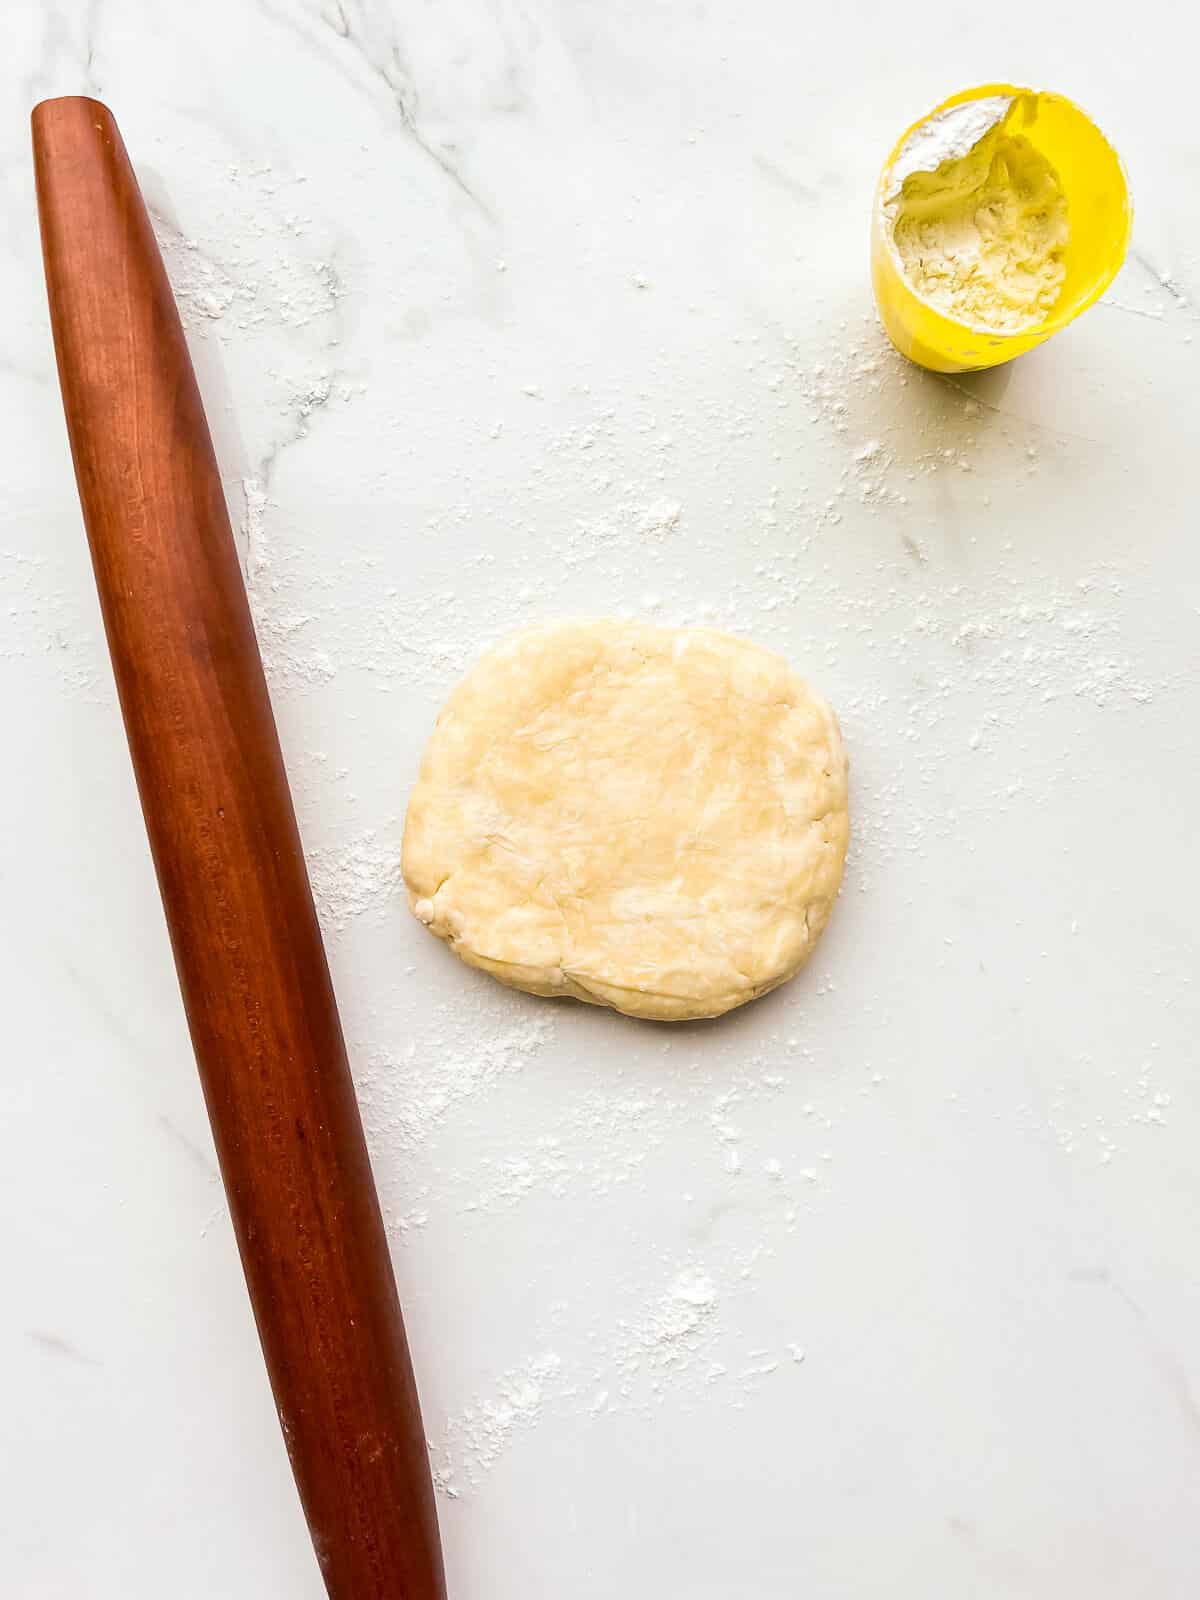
[402,621,849,1021]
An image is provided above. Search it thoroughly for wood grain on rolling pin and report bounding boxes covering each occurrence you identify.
[32,96,445,1600]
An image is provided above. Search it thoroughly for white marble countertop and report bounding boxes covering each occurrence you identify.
[6,4,1200,1596]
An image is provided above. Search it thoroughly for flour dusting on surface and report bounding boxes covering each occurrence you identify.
[433,1351,562,1496]
[359,1009,556,1155]
[624,1269,720,1373]
[2,550,101,697]
[308,830,403,931]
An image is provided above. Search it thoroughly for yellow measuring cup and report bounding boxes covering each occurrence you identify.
[871,84,1131,373]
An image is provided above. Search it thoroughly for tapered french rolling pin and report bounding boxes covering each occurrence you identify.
[33,97,446,1600]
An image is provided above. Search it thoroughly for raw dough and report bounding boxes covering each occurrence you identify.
[402,621,849,1021]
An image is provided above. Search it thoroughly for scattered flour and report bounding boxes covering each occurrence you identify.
[242,476,336,691]
[1,549,100,696]
[151,166,344,339]
[626,1269,719,1373]
[151,216,239,324]
[308,829,403,931]
[433,1351,562,1497]
[358,1009,556,1157]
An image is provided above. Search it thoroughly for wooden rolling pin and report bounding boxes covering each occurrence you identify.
[32,97,446,1600]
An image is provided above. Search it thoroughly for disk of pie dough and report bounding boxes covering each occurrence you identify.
[402,621,849,1021]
